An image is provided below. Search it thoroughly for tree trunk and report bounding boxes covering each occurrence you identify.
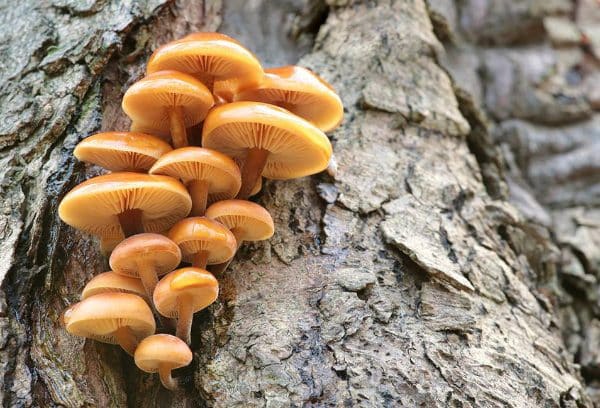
[1,0,598,407]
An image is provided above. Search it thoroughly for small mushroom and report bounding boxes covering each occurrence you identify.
[149,147,241,216]
[58,172,192,239]
[154,267,219,344]
[168,217,237,269]
[81,271,147,301]
[122,70,214,148]
[63,292,155,355]
[205,199,274,274]
[74,131,172,172]
[226,66,343,132]
[202,102,332,199]
[134,334,192,390]
[110,233,181,300]
[146,32,262,92]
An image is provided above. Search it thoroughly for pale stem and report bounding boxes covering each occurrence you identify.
[158,365,179,391]
[114,326,138,356]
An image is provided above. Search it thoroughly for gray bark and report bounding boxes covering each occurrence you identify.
[1,0,599,407]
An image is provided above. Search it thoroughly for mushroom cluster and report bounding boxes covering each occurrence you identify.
[59,32,342,391]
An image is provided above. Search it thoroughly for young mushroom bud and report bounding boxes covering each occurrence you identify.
[202,102,332,199]
[168,217,237,269]
[81,271,147,301]
[122,70,214,148]
[74,131,172,172]
[110,233,181,302]
[58,172,192,239]
[154,268,219,344]
[63,292,155,355]
[134,334,192,391]
[147,32,263,92]
[149,147,241,216]
[205,199,274,275]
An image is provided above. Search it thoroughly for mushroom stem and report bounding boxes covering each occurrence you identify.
[192,250,209,269]
[188,180,209,216]
[237,148,269,199]
[176,294,194,344]
[115,326,139,356]
[169,106,188,148]
[158,365,179,391]
[117,209,144,237]
[138,261,159,300]
[210,229,244,275]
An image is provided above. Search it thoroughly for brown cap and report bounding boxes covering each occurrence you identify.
[134,334,192,372]
[146,32,262,90]
[205,199,274,242]
[110,233,181,278]
[122,70,214,135]
[58,172,192,238]
[149,147,241,202]
[74,132,172,172]
[64,292,155,344]
[81,271,147,300]
[130,122,170,141]
[202,102,332,179]
[153,267,219,318]
[168,217,237,264]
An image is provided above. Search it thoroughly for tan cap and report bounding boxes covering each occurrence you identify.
[58,172,192,238]
[168,217,237,266]
[110,233,181,278]
[147,32,262,91]
[134,334,192,372]
[130,122,170,141]
[233,66,343,132]
[81,271,147,300]
[74,132,172,172]
[205,199,274,242]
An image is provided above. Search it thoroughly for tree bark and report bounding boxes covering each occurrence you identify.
[0,0,598,407]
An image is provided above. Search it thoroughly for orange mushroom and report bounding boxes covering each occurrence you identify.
[154,267,219,344]
[63,292,155,355]
[74,132,172,172]
[146,32,262,92]
[202,102,332,199]
[58,172,192,238]
[226,66,343,132]
[122,70,214,148]
[81,271,147,301]
[135,334,192,390]
[149,147,241,216]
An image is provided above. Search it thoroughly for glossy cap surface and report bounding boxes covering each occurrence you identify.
[205,199,274,242]
[153,268,219,318]
[81,271,147,300]
[110,233,182,278]
[135,334,192,372]
[168,217,237,264]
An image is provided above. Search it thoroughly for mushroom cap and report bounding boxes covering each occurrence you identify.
[234,66,343,132]
[205,199,274,242]
[149,147,241,201]
[58,172,192,237]
[110,233,182,278]
[81,271,148,300]
[130,122,171,141]
[74,132,172,172]
[134,334,192,373]
[249,177,262,197]
[146,32,262,89]
[122,70,214,132]
[202,102,332,180]
[153,267,219,318]
[64,293,155,344]
[168,217,237,264]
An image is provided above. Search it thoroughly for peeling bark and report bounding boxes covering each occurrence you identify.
[1,0,598,407]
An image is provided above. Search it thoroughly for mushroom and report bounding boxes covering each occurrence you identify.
[122,70,214,148]
[74,131,172,172]
[248,177,262,198]
[63,292,155,355]
[146,32,262,92]
[134,334,192,391]
[81,271,147,301]
[149,147,241,216]
[205,199,274,274]
[130,122,170,142]
[167,217,237,269]
[110,233,181,300]
[58,172,192,239]
[227,66,343,132]
[154,267,219,344]
[202,102,332,199]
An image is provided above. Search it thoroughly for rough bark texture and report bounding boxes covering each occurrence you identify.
[1,0,599,407]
